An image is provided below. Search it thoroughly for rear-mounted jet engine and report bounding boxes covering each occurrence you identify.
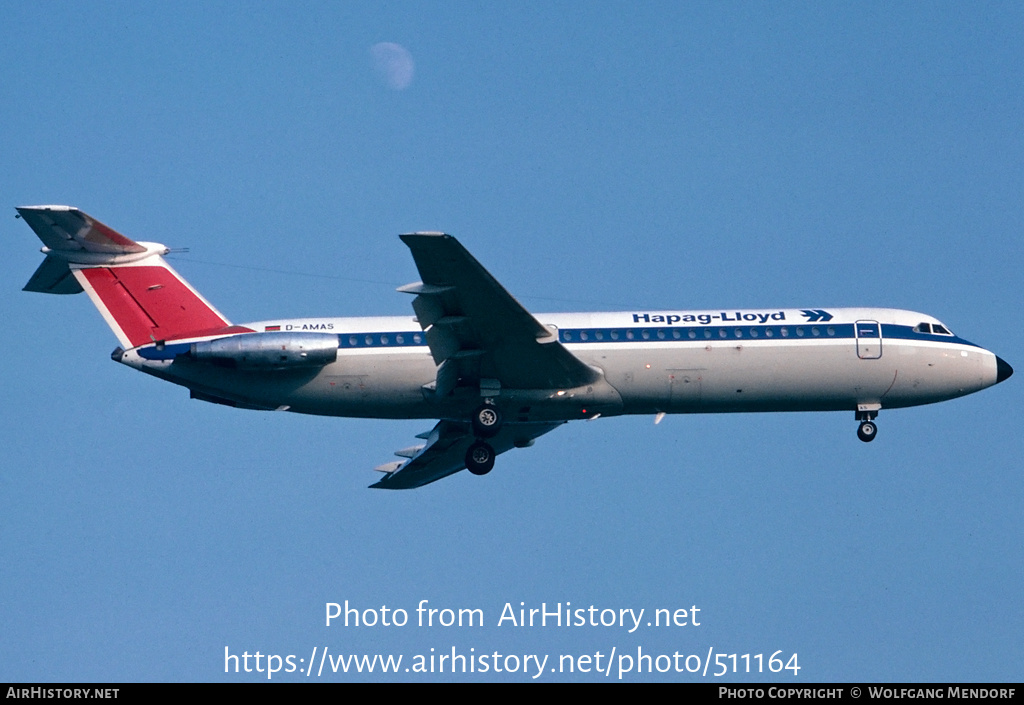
[189,332,339,369]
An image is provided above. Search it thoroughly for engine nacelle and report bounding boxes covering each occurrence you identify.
[190,332,338,369]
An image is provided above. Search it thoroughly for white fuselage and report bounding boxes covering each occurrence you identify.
[119,306,1002,423]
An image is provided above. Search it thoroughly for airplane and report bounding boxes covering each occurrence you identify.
[17,205,1013,489]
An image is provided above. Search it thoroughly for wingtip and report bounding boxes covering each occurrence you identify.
[368,477,402,490]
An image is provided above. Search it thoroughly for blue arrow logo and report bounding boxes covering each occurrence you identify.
[800,309,833,322]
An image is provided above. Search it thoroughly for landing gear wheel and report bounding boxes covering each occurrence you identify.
[857,421,878,443]
[465,441,496,476]
[471,403,502,438]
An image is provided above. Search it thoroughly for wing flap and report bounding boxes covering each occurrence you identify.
[394,444,425,458]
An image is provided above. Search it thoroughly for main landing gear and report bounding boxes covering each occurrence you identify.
[471,403,502,438]
[465,440,496,475]
[465,402,503,476]
[855,404,880,443]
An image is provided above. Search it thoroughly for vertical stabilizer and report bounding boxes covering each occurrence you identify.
[18,206,233,348]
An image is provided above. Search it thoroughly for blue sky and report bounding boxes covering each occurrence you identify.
[1,2,1021,682]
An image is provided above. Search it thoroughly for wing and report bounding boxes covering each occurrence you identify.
[398,233,599,395]
[370,420,562,490]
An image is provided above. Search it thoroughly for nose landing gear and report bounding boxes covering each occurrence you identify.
[857,420,878,442]
[855,403,881,443]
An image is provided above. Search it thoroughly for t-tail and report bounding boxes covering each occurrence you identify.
[17,206,236,349]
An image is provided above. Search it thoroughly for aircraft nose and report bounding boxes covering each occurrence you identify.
[996,356,1013,384]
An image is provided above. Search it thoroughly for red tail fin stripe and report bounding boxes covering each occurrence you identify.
[81,265,229,347]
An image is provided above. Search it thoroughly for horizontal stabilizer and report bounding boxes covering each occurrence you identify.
[17,205,145,254]
[23,256,83,295]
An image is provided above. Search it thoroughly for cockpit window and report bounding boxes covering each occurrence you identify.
[914,321,954,336]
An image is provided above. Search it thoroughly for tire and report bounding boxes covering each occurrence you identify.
[857,421,877,443]
[471,403,502,438]
[465,441,496,475]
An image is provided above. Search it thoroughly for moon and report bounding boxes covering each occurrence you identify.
[370,42,414,90]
